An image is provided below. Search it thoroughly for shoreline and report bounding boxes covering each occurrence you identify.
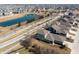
[0,13,25,22]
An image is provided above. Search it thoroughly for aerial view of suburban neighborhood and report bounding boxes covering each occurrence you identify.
[0,4,79,54]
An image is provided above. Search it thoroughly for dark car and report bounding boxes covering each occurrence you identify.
[56,33,66,36]
[54,40,65,48]
[45,27,56,34]
[76,19,79,23]
[54,40,63,45]
[34,33,52,44]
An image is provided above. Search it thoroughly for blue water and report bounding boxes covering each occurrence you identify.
[0,14,39,27]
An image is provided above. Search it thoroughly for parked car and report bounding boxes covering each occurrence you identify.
[34,33,52,44]
[45,27,56,34]
[54,40,65,48]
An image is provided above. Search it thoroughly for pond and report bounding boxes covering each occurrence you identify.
[0,14,39,27]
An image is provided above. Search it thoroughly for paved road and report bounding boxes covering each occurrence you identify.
[1,43,20,54]
[0,23,45,53]
[0,14,62,53]
[0,14,60,42]
[0,12,44,40]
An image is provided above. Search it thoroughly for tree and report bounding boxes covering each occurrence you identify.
[17,22,21,27]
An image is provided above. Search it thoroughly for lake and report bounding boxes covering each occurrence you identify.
[0,14,39,27]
